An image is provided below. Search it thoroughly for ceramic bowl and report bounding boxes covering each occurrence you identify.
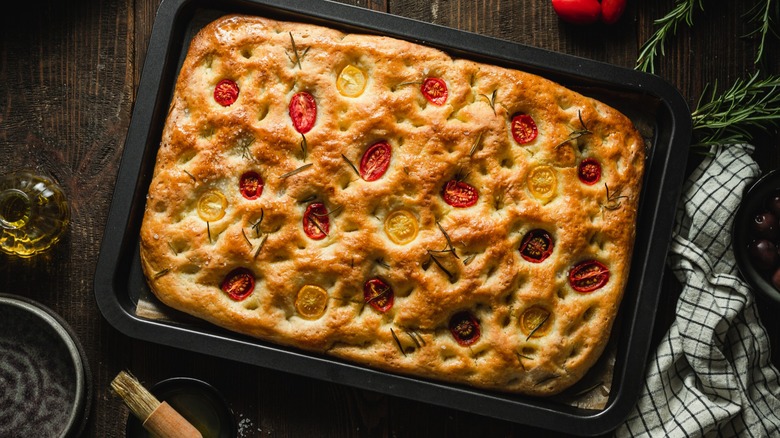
[732,169,780,306]
[0,294,91,437]
[125,376,236,438]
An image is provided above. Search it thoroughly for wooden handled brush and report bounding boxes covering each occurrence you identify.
[111,371,203,438]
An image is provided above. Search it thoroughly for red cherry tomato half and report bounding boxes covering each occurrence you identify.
[449,311,481,346]
[363,277,394,313]
[551,0,601,25]
[214,79,239,107]
[511,113,538,144]
[289,91,317,134]
[578,158,602,185]
[519,229,554,263]
[359,141,392,181]
[221,267,255,301]
[421,78,448,106]
[303,202,329,240]
[239,171,264,200]
[569,260,610,293]
[442,180,479,208]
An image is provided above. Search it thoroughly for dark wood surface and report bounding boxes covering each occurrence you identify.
[1,0,778,436]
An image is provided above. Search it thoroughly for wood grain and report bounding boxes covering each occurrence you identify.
[0,0,778,436]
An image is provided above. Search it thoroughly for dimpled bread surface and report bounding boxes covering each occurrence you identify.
[139,14,645,396]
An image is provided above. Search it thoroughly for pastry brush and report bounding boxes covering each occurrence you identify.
[111,371,203,438]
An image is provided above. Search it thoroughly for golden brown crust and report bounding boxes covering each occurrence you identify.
[139,14,645,396]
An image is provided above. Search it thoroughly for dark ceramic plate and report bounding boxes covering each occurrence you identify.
[0,294,91,438]
[733,169,780,306]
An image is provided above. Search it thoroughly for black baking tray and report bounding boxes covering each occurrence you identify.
[94,0,692,434]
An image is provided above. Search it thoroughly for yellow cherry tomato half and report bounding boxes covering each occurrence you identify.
[336,64,367,98]
[197,190,228,222]
[384,210,419,245]
[527,165,558,202]
[520,306,552,338]
[295,284,328,319]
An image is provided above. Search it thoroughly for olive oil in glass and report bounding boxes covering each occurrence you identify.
[0,170,70,257]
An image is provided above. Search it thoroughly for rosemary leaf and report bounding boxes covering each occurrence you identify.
[153,268,170,279]
[390,328,406,356]
[744,0,777,64]
[253,234,268,258]
[280,163,313,179]
[341,154,360,177]
[636,0,705,73]
[526,313,550,341]
[469,131,483,156]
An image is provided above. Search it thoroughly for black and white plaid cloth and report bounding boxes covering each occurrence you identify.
[617,145,780,437]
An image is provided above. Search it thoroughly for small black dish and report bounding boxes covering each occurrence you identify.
[733,169,780,306]
[125,377,236,438]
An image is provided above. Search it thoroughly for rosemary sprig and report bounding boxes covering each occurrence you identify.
[691,72,780,147]
[238,134,255,161]
[603,183,627,211]
[744,0,777,64]
[556,110,592,148]
[636,0,704,73]
[287,32,310,69]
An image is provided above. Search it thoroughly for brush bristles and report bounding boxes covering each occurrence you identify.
[110,371,161,421]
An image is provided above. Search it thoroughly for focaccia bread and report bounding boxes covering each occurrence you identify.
[139,14,645,396]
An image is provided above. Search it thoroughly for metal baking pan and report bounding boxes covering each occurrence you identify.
[94,0,691,434]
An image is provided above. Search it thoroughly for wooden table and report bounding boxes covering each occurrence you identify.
[1,0,778,436]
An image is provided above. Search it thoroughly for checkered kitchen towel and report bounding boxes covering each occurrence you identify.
[617,145,780,437]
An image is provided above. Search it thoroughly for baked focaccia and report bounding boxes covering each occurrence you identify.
[139,14,645,396]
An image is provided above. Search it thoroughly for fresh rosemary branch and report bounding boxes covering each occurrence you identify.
[745,0,777,64]
[636,0,704,73]
[691,72,780,147]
